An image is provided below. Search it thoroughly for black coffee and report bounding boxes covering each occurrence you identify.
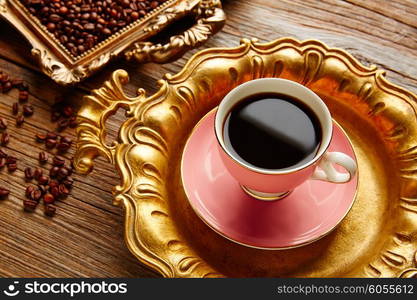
[223,93,322,170]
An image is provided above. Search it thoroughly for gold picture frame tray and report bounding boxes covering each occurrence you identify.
[0,0,225,85]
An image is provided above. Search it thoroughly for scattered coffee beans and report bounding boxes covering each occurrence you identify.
[0,70,76,218]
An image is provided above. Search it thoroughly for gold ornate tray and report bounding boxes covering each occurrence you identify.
[74,38,417,277]
[0,0,225,85]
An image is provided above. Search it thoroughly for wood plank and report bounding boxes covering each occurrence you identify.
[0,0,415,277]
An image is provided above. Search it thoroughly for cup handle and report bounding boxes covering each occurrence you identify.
[311,152,357,183]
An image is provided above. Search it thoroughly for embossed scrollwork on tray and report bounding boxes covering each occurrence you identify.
[32,49,112,85]
[125,0,226,63]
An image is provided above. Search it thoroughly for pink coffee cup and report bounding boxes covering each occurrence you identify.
[214,78,357,201]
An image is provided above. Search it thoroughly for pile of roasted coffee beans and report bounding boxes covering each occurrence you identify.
[0,70,35,185]
[21,0,169,56]
[0,70,77,217]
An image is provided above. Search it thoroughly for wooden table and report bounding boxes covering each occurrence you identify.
[0,0,416,277]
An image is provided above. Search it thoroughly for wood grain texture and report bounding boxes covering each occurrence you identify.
[0,0,416,277]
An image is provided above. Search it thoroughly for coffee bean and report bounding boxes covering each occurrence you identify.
[24,199,38,212]
[49,14,61,22]
[63,176,74,188]
[53,155,65,166]
[131,11,139,20]
[38,175,50,185]
[2,81,12,93]
[1,132,9,145]
[49,166,59,178]
[58,184,70,196]
[102,27,112,35]
[44,204,56,217]
[57,167,69,181]
[45,138,57,149]
[36,136,47,146]
[61,136,72,144]
[34,168,43,180]
[47,23,56,31]
[49,179,59,188]
[60,35,69,44]
[50,186,60,198]
[18,91,29,102]
[23,104,34,117]
[39,151,48,164]
[12,103,19,115]
[57,118,69,131]
[59,6,68,14]
[43,193,55,204]
[0,188,10,199]
[7,163,17,172]
[16,114,24,126]
[32,188,43,201]
[26,185,35,198]
[6,156,17,165]
[24,167,34,180]
[57,142,71,152]
[84,23,95,30]
[0,117,8,130]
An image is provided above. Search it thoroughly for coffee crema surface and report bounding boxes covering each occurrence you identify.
[223,93,322,170]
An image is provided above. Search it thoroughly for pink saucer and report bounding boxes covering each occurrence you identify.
[182,110,358,250]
